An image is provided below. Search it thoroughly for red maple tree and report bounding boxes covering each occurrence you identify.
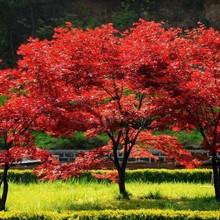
[122,20,220,199]
[0,94,58,210]
[0,63,60,210]
[16,23,200,198]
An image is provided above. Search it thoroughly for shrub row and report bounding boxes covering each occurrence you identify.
[92,168,212,183]
[124,168,212,183]
[1,209,220,220]
[0,169,37,183]
[0,168,212,184]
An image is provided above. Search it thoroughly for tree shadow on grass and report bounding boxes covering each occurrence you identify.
[62,196,220,212]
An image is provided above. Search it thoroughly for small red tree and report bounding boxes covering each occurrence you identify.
[0,65,59,210]
[0,94,58,211]
[121,20,220,199]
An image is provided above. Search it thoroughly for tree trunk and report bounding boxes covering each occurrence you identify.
[117,168,129,199]
[211,153,220,200]
[0,164,9,211]
[110,135,130,199]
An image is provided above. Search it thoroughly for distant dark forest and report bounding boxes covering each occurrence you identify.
[0,0,218,68]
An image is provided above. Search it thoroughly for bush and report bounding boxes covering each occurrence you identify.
[112,9,138,31]
[0,169,37,183]
[124,169,212,183]
[92,169,212,183]
[153,130,203,147]
[0,168,212,184]
[69,132,109,150]
[1,209,220,220]
[33,131,109,150]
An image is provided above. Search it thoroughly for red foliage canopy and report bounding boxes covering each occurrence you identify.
[122,20,220,153]
[23,22,201,183]
[0,96,57,167]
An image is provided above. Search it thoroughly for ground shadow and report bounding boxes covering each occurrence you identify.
[62,196,220,212]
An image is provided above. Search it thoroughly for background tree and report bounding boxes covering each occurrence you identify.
[121,20,220,200]
[0,95,57,211]
[0,67,58,211]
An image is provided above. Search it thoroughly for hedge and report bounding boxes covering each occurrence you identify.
[124,169,212,183]
[0,168,212,183]
[0,169,37,183]
[0,209,220,220]
[92,169,212,183]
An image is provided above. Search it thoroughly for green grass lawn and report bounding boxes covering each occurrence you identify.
[5,181,220,212]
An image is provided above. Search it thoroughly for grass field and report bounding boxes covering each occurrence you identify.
[5,181,220,212]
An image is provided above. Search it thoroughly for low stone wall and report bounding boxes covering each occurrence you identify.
[49,149,211,163]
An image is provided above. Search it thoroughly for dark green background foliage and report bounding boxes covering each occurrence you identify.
[0,130,202,150]
[0,0,216,68]
[153,130,203,148]
[33,131,109,150]
[0,130,203,150]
